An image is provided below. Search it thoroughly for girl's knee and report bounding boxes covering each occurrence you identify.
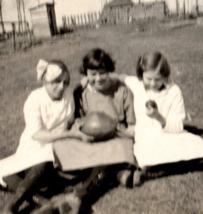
[27,162,53,175]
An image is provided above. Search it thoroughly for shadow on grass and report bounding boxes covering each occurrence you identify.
[8,124,203,213]
[145,158,203,181]
[184,124,203,136]
[16,169,120,214]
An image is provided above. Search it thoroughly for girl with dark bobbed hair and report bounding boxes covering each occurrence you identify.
[71,48,136,185]
[116,51,203,185]
[80,48,115,75]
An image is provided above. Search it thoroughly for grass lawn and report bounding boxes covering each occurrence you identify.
[1,23,203,213]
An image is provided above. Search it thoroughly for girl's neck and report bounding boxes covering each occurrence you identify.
[145,84,165,93]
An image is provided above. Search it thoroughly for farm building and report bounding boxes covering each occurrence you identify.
[129,1,167,20]
[101,0,134,24]
[30,3,57,38]
[101,0,167,24]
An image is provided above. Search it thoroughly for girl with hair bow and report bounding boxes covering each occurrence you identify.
[1,59,93,214]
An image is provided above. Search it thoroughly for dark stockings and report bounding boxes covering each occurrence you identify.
[3,162,56,213]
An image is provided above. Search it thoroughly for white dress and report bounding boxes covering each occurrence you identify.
[125,76,203,168]
[0,87,74,178]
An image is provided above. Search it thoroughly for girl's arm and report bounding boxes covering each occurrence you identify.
[116,87,135,138]
[146,101,166,128]
[32,122,93,143]
[80,73,129,88]
[163,85,185,132]
[115,74,139,95]
[109,73,128,83]
[116,124,134,138]
[146,85,185,132]
[24,91,93,144]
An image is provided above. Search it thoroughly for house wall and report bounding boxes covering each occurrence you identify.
[30,4,57,37]
[102,2,166,23]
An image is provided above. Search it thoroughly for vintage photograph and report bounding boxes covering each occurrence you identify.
[0,0,203,213]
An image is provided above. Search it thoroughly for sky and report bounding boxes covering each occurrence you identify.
[1,0,201,31]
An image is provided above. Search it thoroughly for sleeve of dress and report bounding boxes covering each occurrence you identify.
[73,85,85,118]
[67,94,75,129]
[124,76,139,94]
[23,92,43,136]
[123,87,136,125]
[163,85,185,133]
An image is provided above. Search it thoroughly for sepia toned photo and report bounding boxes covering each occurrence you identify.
[1,0,203,213]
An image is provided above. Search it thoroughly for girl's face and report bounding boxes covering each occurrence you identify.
[143,68,165,92]
[87,69,110,92]
[44,71,69,100]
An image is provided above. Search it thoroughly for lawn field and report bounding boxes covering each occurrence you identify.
[1,23,203,213]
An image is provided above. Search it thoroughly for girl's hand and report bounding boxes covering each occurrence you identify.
[115,124,134,138]
[145,100,166,127]
[80,77,89,88]
[71,120,94,142]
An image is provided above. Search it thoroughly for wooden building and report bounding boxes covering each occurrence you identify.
[102,0,134,24]
[129,1,167,20]
[101,0,167,24]
[30,3,57,38]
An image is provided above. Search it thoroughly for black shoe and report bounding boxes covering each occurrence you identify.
[117,169,133,188]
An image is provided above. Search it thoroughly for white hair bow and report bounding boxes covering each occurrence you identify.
[37,59,62,82]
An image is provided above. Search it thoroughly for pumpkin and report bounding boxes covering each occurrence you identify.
[81,112,117,142]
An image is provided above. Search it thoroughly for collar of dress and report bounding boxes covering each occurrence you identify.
[42,86,66,103]
[144,76,174,100]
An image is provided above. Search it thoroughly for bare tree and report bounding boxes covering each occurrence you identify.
[21,0,27,32]
[183,0,186,19]
[176,0,179,17]
[196,0,199,16]
[16,0,23,32]
[0,0,6,34]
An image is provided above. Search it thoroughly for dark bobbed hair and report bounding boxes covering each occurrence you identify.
[80,48,115,75]
[44,59,70,85]
[136,51,170,80]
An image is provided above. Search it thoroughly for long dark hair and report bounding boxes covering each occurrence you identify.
[136,51,171,80]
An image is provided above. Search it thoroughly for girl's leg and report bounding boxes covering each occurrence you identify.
[32,168,94,214]
[133,166,147,186]
[2,162,54,214]
[3,171,25,192]
[109,163,135,188]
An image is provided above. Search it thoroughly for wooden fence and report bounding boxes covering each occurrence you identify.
[0,21,32,50]
[62,11,101,30]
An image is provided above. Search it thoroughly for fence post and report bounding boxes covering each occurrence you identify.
[91,12,94,26]
[84,13,87,27]
[67,16,70,27]
[80,14,83,26]
[94,12,97,23]
[27,22,32,46]
[62,16,67,30]
[98,11,101,23]
[11,22,16,50]
[88,13,91,27]
[73,15,77,28]
[77,14,80,26]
